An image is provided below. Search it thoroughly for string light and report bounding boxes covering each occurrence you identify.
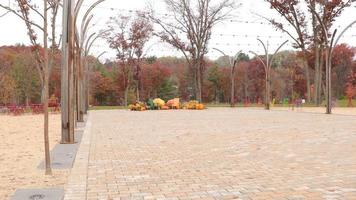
[81,5,355,59]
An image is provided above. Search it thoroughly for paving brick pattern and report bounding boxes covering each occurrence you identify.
[64,116,92,200]
[67,108,356,200]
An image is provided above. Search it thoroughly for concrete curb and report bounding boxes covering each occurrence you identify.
[63,113,92,200]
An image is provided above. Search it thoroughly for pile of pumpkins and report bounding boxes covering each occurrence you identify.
[129,98,205,111]
[128,102,147,111]
[184,100,205,110]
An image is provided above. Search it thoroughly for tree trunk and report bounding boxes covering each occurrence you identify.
[43,0,52,176]
[244,83,248,100]
[311,0,321,106]
[318,47,323,105]
[193,65,198,101]
[265,73,270,110]
[302,51,311,102]
[136,84,140,102]
[26,96,29,107]
[230,67,235,107]
[41,86,46,103]
[136,76,140,102]
[314,46,319,105]
[124,85,129,107]
[196,60,203,102]
[326,48,332,114]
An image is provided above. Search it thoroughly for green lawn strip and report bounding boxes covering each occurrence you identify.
[89,99,356,110]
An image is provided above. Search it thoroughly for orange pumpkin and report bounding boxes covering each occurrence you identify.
[161,105,169,110]
[196,104,205,110]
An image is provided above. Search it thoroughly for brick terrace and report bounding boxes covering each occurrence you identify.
[64,108,356,200]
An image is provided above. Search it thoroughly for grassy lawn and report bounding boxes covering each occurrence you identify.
[89,99,356,110]
[89,106,127,110]
[336,99,356,107]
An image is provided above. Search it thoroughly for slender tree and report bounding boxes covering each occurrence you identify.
[0,0,62,175]
[150,0,236,102]
[106,13,153,105]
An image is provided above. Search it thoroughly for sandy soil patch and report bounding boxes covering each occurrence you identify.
[0,114,69,199]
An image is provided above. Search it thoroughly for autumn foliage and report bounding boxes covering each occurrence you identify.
[0,44,355,106]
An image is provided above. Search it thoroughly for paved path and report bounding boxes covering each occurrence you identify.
[65,108,356,200]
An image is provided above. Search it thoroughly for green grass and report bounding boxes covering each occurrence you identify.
[89,106,127,110]
[202,99,356,108]
[336,99,356,107]
[206,103,264,108]
[89,99,356,111]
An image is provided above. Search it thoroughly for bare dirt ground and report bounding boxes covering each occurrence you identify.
[0,114,69,200]
[63,107,356,200]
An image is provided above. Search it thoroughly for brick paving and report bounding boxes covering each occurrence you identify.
[65,108,356,200]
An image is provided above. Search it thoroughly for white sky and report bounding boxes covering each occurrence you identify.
[0,0,355,60]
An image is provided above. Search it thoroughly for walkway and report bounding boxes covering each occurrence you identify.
[65,108,356,200]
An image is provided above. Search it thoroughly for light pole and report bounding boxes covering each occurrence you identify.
[75,0,106,122]
[85,51,107,111]
[61,0,106,143]
[61,0,75,144]
[309,6,356,114]
[250,39,288,110]
[213,48,242,107]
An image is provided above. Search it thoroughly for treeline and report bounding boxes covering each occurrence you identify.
[1,44,354,106]
[90,45,356,105]
[0,46,61,105]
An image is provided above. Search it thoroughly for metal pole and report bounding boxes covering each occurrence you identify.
[213,48,242,107]
[250,40,288,110]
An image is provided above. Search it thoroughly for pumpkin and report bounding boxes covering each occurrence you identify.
[153,98,165,108]
[161,105,169,110]
[167,98,180,109]
[129,102,147,111]
[196,104,205,110]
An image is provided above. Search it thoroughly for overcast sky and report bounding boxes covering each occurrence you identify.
[0,0,355,60]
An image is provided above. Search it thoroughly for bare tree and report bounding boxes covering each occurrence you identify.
[150,0,236,102]
[0,0,62,175]
[106,13,153,105]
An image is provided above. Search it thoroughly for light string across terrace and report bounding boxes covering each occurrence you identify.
[77,4,356,39]
[81,4,355,59]
[80,4,356,30]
